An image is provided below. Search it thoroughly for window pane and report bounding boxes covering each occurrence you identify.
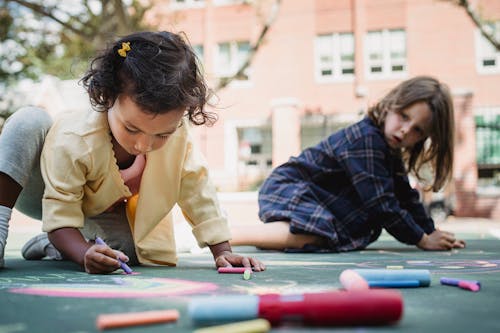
[483,59,496,67]
[339,33,354,55]
[367,31,383,59]
[192,44,204,64]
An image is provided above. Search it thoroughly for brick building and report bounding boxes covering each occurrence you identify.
[146,0,500,217]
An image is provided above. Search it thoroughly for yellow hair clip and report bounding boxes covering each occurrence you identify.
[117,42,131,58]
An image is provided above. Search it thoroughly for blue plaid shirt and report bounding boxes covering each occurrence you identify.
[258,117,434,251]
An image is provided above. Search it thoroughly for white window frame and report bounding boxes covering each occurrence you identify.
[214,0,246,6]
[314,32,355,83]
[364,29,407,80]
[170,0,205,10]
[475,22,500,75]
[214,40,252,87]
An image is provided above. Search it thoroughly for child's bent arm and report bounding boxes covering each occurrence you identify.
[48,227,125,273]
[48,227,91,266]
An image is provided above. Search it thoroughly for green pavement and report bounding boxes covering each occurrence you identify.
[1,234,499,333]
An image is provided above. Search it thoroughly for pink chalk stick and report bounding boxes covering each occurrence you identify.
[458,281,480,292]
[217,267,250,274]
[339,269,370,291]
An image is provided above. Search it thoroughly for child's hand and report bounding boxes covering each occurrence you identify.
[417,229,466,251]
[83,244,129,274]
[214,250,266,272]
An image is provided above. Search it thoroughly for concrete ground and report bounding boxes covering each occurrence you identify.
[3,192,500,333]
[5,191,500,256]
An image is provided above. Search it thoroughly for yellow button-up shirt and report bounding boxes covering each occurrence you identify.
[41,109,231,265]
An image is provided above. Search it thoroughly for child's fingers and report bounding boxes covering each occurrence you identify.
[249,257,266,271]
[85,260,117,274]
[85,246,121,273]
[215,255,231,268]
[239,256,251,268]
[452,239,466,248]
[112,250,130,263]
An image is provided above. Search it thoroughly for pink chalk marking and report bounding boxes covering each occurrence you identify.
[9,278,217,298]
[217,267,249,274]
[339,269,370,291]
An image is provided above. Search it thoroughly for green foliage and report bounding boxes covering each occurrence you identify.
[0,0,152,84]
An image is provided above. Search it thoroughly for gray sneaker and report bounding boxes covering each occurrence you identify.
[22,233,62,260]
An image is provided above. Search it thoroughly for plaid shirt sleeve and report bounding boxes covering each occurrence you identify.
[393,160,435,235]
[338,131,426,245]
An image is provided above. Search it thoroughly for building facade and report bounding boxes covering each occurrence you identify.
[146,0,500,217]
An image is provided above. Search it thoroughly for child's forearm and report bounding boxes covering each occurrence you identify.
[208,241,232,260]
[416,233,429,249]
[48,227,91,267]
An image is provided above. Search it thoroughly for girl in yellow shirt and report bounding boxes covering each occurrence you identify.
[0,31,265,273]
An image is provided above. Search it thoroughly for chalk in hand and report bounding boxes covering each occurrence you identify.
[96,309,179,330]
[95,237,133,274]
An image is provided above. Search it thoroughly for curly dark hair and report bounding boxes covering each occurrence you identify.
[80,31,216,126]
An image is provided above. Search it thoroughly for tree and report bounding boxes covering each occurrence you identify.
[0,0,151,86]
[452,0,500,51]
[214,0,281,91]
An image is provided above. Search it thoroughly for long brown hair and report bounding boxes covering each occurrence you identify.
[367,76,454,192]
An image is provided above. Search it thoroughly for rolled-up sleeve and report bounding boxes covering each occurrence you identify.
[393,163,435,235]
[41,132,89,232]
[177,138,231,247]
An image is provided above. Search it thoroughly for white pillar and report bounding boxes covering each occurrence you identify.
[271,98,301,167]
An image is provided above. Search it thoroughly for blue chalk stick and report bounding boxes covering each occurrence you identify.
[189,295,259,325]
[353,269,431,287]
[368,280,421,288]
[440,277,481,287]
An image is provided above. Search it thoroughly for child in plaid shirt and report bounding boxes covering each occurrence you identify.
[232,76,465,252]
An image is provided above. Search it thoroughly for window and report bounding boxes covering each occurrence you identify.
[214,0,245,5]
[315,32,354,82]
[171,0,205,9]
[192,44,204,69]
[365,29,407,79]
[300,113,360,150]
[238,126,272,166]
[215,41,251,83]
[475,22,500,74]
[475,107,500,194]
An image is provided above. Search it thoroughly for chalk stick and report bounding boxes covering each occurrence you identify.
[440,277,481,287]
[243,269,252,280]
[95,237,133,274]
[193,319,271,333]
[96,309,179,330]
[368,280,420,288]
[353,269,431,287]
[339,269,369,290]
[218,267,249,274]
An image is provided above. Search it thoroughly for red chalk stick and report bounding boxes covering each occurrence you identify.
[96,309,179,330]
[218,267,249,274]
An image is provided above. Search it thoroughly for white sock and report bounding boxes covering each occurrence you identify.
[0,206,12,255]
